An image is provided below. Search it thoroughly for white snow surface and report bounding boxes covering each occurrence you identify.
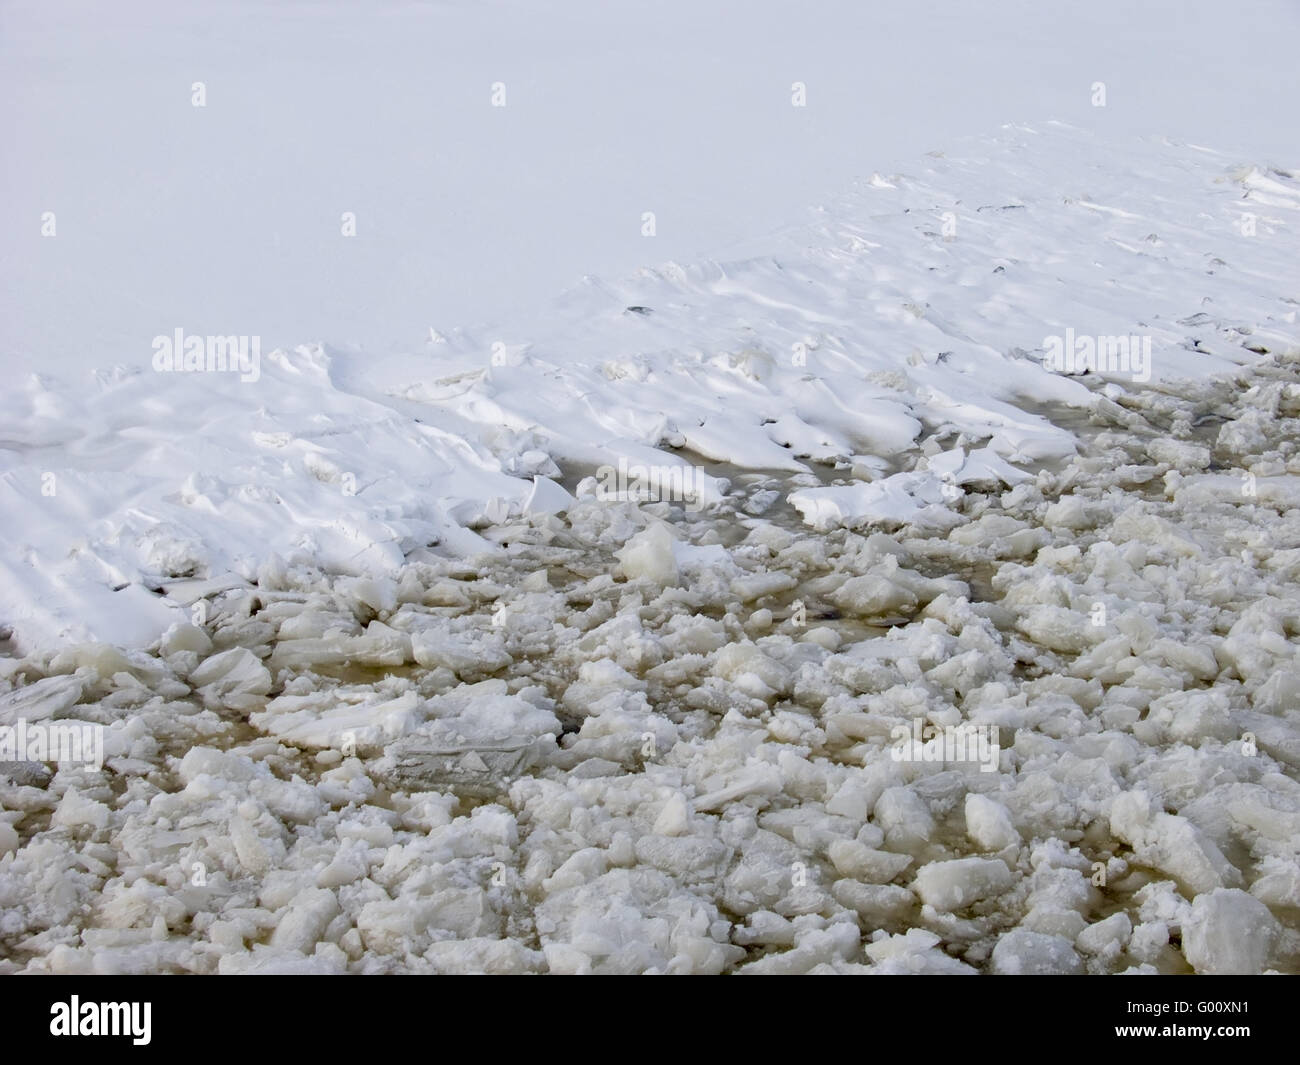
[4,0,1300,650]
[3,118,1299,649]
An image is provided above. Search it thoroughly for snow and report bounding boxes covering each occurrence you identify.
[4,117,1300,648]
[3,0,1300,976]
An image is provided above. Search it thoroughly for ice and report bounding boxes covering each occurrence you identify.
[989,929,1085,975]
[1109,791,1242,895]
[0,674,86,724]
[614,525,681,587]
[864,928,978,974]
[964,794,1020,853]
[1181,889,1280,975]
[270,888,341,956]
[830,575,919,620]
[267,622,412,673]
[1075,912,1131,962]
[874,787,936,853]
[409,625,512,677]
[831,881,914,922]
[827,840,913,883]
[51,789,110,831]
[913,857,1015,912]
[187,648,273,711]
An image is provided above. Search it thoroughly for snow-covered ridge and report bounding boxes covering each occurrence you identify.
[2,123,1298,651]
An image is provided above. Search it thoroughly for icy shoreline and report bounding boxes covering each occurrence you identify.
[3,117,1300,974]
[3,347,1299,973]
[3,124,1298,651]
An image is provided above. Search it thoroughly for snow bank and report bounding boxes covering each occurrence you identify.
[4,125,1299,650]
